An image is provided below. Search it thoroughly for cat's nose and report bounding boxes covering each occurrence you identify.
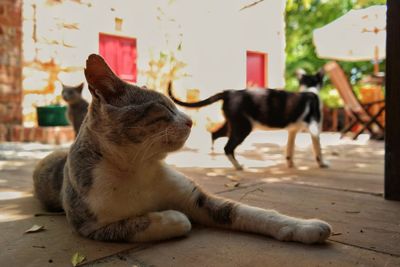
[185,119,193,128]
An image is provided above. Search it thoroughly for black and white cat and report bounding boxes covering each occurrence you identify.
[168,70,328,170]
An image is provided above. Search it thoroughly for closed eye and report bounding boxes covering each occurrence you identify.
[162,104,176,115]
[144,115,172,126]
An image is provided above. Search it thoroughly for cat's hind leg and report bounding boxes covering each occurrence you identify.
[84,210,191,242]
[211,122,229,151]
[308,121,329,168]
[224,119,252,170]
[286,129,298,168]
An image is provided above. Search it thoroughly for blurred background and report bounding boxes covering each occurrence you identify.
[0,0,386,144]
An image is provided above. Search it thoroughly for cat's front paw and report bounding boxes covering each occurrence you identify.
[319,160,330,168]
[286,160,295,168]
[235,164,244,171]
[155,210,192,235]
[277,219,331,244]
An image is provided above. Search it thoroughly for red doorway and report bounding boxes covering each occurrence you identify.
[246,51,267,88]
[99,33,137,83]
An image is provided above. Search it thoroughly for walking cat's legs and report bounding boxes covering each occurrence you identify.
[177,186,331,244]
[211,122,229,150]
[224,119,252,170]
[308,121,329,168]
[286,129,298,168]
[84,210,191,242]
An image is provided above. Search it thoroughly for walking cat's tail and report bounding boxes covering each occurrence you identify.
[33,150,67,212]
[167,82,226,108]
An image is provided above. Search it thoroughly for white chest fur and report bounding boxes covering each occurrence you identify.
[86,160,165,224]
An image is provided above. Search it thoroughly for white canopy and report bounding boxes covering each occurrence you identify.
[313,5,386,62]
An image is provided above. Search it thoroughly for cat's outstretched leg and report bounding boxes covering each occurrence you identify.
[286,129,298,168]
[178,186,331,244]
[82,210,191,242]
[308,121,329,168]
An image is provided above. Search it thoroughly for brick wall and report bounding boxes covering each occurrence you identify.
[0,0,23,141]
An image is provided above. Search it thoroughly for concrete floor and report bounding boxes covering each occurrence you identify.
[1,130,399,267]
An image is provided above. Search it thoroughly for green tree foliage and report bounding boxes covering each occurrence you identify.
[285,0,386,94]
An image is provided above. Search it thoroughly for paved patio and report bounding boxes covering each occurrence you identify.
[0,129,399,267]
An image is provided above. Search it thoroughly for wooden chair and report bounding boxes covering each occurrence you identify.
[324,61,385,139]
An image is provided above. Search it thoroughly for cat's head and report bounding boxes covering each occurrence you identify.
[296,69,324,92]
[61,82,84,104]
[83,54,192,159]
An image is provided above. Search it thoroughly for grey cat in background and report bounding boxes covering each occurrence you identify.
[33,54,331,244]
[61,82,89,136]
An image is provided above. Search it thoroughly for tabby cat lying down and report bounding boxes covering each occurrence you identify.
[33,54,331,244]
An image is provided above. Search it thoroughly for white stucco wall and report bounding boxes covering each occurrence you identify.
[169,0,287,96]
[130,0,286,97]
[24,0,285,91]
[22,0,285,125]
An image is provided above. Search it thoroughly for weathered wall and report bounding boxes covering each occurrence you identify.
[170,0,286,96]
[0,0,23,141]
[21,0,286,128]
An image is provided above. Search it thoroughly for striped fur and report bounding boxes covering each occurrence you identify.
[33,54,331,244]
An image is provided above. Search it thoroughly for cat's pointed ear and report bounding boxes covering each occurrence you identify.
[317,68,325,77]
[76,82,84,94]
[295,68,306,80]
[84,54,123,100]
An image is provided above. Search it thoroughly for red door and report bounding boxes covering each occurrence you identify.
[99,33,137,82]
[246,51,267,88]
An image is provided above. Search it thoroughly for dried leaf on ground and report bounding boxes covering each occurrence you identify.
[331,232,342,236]
[24,225,45,234]
[345,210,361,214]
[71,252,86,266]
[224,182,240,188]
[227,174,240,181]
[32,245,46,248]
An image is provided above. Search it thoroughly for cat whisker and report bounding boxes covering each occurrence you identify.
[139,130,169,162]
[137,130,167,162]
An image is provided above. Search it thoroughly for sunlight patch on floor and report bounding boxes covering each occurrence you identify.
[0,209,32,223]
[0,191,28,201]
[166,150,280,169]
[176,130,378,170]
[185,128,372,151]
[0,160,27,170]
[261,177,282,183]
[356,163,368,168]
[298,166,311,171]
[0,142,70,161]
[0,191,34,223]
